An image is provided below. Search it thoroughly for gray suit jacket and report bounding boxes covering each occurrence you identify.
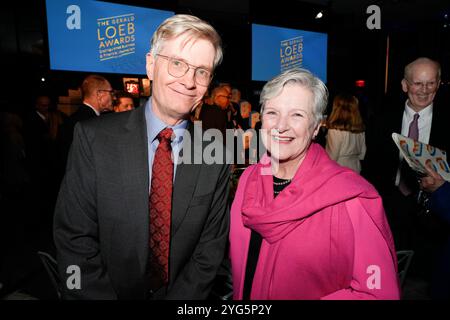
[54,105,230,299]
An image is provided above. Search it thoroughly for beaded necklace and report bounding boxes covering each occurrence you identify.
[273,177,292,186]
[273,176,292,196]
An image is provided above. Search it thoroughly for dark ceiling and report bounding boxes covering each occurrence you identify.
[0,0,449,109]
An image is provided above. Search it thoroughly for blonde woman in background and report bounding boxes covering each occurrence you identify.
[326,94,366,173]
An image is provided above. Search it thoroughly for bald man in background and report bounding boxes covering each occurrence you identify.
[364,57,450,291]
[57,74,114,172]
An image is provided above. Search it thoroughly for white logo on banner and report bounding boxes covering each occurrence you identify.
[280,36,303,72]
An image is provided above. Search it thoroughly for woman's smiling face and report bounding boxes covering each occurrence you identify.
[261,83,319,166]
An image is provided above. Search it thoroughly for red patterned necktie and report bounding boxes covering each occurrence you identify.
[149,127,174,289]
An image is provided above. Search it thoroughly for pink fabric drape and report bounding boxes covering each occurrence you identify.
[230,143,400,299]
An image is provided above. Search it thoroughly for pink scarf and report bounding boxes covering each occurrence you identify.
[240,143,397,298]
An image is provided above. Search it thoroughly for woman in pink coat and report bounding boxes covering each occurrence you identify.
[230,68,400,300]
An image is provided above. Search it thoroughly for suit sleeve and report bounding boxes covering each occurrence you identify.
[321,198,400,300]
[430,181,450,224]
[53,123,117,299]
[166,163,231,299]
[326,129,341,161]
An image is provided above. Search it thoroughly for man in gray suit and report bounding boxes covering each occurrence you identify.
[54,14,230,299]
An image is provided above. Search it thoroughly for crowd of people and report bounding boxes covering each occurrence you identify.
[1,13,449,300]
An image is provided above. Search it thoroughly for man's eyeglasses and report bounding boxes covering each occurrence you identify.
[156,54,213,87]
[216,95,231,99]
[98,89,116,96]
[405,79,439,90]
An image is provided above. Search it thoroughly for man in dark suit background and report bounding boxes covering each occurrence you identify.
[364,57,450,285]
[22,94,54,248]
[200,85,231,137]
[57,74,114,172]
[54,14,230,299]
[24,94,53,183]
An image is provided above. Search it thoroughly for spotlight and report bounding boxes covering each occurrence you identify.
[41,77,46,82]
[315,11,323,19]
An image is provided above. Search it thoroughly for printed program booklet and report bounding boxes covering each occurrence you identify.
[392,133,450,181]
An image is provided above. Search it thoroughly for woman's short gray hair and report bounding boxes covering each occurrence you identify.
[149,14,223,69]
[260,68,328,127]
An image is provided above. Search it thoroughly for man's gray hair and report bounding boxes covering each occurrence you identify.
[404,57,441,81]
[260,68,328,127]
[149,14,223,69]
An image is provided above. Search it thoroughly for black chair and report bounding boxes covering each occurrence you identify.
[37,251,61,299]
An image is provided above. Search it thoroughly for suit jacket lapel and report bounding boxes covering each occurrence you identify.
[394,104,404,134]
[429,103,443,146]
[172,121,202,235]
[118,113,206,272]
[120,105,149,274]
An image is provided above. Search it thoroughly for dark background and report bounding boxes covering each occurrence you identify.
[1,0,449,114]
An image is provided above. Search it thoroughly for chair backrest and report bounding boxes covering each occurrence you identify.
[37,251,62,299]
[397,250,414,287]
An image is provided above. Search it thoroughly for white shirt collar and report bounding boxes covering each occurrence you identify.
[401,100,433,144]
[36,111,46,121]
[404,100,433,119]
[83,101,100,116]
